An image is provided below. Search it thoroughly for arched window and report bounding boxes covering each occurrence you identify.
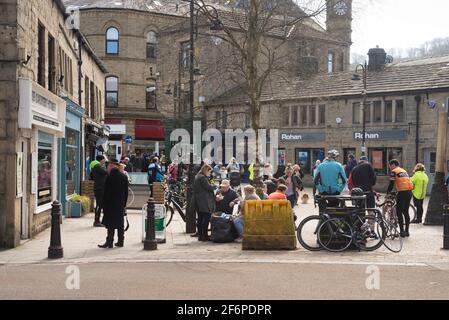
[106,27,119,55]
[146,31,157,59]
[105,76,118,108]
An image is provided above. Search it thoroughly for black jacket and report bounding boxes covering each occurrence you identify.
[92,164,108,194]
[351,162,377,192]
[101,168,129,229]
[193,173,216,213]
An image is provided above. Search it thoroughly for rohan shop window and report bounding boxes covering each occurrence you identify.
[295,148,325,174]
[368,147,403,176]
[106,27,119,55]
[37,131,54,207]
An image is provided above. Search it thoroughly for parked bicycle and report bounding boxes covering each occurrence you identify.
[164,179,187,227]
[376,192,416,223]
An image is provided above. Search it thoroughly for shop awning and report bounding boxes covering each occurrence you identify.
[135,120,165,140]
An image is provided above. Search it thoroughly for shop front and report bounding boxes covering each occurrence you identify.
[59,99,84,216]
[279,131,326,175]
[105,123,127,161]
[18,79,65,227]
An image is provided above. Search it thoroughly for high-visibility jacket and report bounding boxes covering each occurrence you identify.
[390,167,413,192]
[411,171,429,200]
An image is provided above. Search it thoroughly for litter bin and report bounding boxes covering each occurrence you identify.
[142,203,167,244]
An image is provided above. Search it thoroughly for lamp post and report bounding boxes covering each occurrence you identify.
[181,0,222,234]
[352,62,368,157]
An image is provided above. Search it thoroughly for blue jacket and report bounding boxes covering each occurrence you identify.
[314,160,347,195]
[148,163,164,183]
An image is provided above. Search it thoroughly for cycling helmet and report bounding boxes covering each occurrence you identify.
[351,188,364,196]
[327,149,340,159]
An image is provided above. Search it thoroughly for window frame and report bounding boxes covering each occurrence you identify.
[146,31,157,60]
[106,27,119,56]
[105,76,119,108]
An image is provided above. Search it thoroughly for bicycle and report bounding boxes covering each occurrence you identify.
[317,205,385,253]
[373,194,404,253]
[164,180,187,227]
[376,192,417,223]
[297,195,384,252]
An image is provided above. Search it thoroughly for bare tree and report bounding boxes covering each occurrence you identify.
[191,0,326,192]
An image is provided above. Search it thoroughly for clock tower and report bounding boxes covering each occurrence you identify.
[326,0,353,44]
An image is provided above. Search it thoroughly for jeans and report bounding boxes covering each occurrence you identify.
[197,212,212,237]
[396,191,412,232]
[233,216,244,238]
[413,197,424,222]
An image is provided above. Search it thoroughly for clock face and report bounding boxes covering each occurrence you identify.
[334,1,349,16]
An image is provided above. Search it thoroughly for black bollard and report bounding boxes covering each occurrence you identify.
[48,201,63,259]
[443,205,449,250]
[144,197,158,251]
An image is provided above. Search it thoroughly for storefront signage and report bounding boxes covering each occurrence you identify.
[353,130,407,141]
[107,124,127,135]
[280,132,326,142]
[18,79,65,136]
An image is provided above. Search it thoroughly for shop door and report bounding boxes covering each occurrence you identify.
[424,149,436,195]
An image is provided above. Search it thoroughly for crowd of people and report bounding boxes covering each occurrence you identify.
[90,148,430,248]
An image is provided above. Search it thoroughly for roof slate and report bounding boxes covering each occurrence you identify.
[208,58,449,106]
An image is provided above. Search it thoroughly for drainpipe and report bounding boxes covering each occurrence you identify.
[78,34,83,106]
[415,95,421,164]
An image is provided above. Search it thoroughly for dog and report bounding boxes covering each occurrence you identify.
[301,193,310,204]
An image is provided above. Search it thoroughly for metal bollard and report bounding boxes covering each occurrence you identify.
[443,205,449,250]
[144,197,158,251]
[48,201,64,259]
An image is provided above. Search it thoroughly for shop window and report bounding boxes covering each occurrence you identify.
[65,128,78,197]
[106,76,118,108]
[146,31,157,59]
[369,147,403,176]
[385,100,393,122]
[146,85,156,109]
[373,101,382,123]
[396,100,404,122]
[296,148,325,174]
[343,148,356,165]
[37,131,54,207]
[353,102,360,124]
[106,27,119,55]
[319,105,326,125]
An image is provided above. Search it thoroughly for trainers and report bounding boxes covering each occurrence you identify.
[93,222,105,228]
[235,237,243,243]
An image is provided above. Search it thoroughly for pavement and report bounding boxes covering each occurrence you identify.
[0,189,448,269]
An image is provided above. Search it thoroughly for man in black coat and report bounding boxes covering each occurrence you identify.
[351,156,377,208]
[92,155,108,227]
[98,158,129,248]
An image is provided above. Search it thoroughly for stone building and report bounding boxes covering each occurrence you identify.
[206,50,449,191]
[0,0,107,248]
[65,0,353,164]
[63,0,188,167]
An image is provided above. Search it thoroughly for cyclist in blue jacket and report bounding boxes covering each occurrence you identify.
[314,150,347,195]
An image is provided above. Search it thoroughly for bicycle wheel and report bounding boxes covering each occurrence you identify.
[408,204,417,223]
[165,203,175,227]
[317,218,353,252]
[297,215,325,251]
[126,187,135,208]
[352,215,384,251]
[378,219,403,253]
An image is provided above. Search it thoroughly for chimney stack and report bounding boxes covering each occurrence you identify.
[368,46,387,71]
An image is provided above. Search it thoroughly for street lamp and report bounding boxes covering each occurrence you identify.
[181,0,223,234]
[352,62,368,157]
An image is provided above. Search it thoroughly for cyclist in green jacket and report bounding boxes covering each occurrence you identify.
[410,163,429,224]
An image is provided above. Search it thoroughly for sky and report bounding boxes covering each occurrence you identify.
[351,0,449,57]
